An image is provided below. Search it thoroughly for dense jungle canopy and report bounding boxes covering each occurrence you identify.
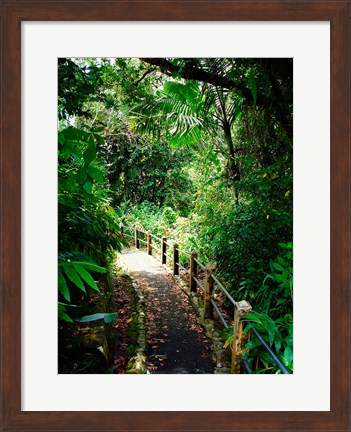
[58,57,293,374]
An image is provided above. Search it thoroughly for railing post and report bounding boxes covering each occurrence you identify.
[190,251,198,292]
[161,237,167,265]
[147,230,152,255]
[203,263,216,319]
[120,224,124,239]
[135,228,139,249]
[231,300,252,374]
[173,243,179,276]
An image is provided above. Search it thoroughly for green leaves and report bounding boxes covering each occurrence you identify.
[74,312,118,324]
[84,141,97,165]
[73,262,99,291]
[58,304,117,325]
[58,269,70,302]
[58,303,74,323]
[83,179,93,194]
[267,243,293,300]
[93,126,105,133]
[241,309,293,373]
[57,58,293,373]
[244,312,277,346]
[71,261,106,273]
[283,345,293,367]
[245,338,262,351]
[59,127,106,199]
[87,166,104,182]
[61,136,104,197]
[58,259,106,301]
[77,167,88,185]
[163,80,199,104]
[59,127,90,143]
[62,263,86,293]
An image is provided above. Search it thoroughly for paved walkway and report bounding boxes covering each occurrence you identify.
[119,249,214,374]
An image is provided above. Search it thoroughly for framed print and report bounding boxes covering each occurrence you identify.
[1,1,350,431]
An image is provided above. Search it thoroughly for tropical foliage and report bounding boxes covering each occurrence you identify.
[58,57,293,373]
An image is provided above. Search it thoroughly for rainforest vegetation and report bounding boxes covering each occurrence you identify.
[58,57,293,374]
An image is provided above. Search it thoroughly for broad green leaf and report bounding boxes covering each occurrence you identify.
[77,167,87,185]
[73,263,99,291]
[103,312,118,323]
[83,142,96,165]
[282,345,293,367]
[243,322,255,334]
[58,269,70,302]
[245,338,262,350]
[58,308,74,323]
[243,313,262,324]
[272,262,284,272]
[257,352,276,367]
[58,302,80,307]
[279,242,292,250]
[266,321,277,346]
[274,338,282,353]
[93,126,105,132]
[61,127,89,142]
[62,264,86,293]
[83,179,93,194]
[87,166,104,182]
[58,133,65,145]
[285,335,293,346]
[276,298,287,306]
[75,312,118,324]
[94,134,104,145]
[71,261,106,273]
[284,288,291,297]
[277,257,287,266]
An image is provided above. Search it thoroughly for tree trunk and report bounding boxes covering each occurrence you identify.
[223,120,240,205]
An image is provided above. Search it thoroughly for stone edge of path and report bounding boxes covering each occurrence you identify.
[116,255,148,374]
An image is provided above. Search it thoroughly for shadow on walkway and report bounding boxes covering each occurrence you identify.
[119,249,215,374]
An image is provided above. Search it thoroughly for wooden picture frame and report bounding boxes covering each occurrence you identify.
[1,1,350,430]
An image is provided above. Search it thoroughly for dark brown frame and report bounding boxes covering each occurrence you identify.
[1,1,350,431]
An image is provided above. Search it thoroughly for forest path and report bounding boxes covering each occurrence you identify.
[119,249,215,374]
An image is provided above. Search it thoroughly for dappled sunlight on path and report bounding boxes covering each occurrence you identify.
[119,249,215,374]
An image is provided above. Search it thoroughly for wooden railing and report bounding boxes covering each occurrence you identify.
[121,224,291,374]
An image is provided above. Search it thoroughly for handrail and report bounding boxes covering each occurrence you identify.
[178,264,190,274]
[120,222,291,375]
[123,233,134,239]
[193,257,206,271]
[193,276,204,291]
[211,274,236,306]
[210,299,229,329]
[122,224,134,232]
[242,359,253,374]
[165,252,173,262]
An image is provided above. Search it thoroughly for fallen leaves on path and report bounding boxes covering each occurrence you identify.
[119,250,215,374]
